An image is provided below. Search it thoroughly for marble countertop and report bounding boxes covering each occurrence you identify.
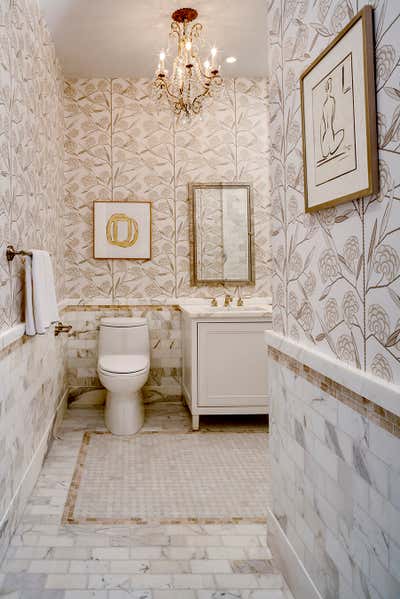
[179,303,272,319]
[265,330,400,419]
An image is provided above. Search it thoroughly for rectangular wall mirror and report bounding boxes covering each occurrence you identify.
[189,182,255,286]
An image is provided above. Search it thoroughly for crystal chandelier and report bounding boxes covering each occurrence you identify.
[153,8,223,118]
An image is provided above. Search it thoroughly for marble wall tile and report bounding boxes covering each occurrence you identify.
[63,306,182,402]
[267,0,400,384]
[0,329,68,562]
[268,349,400,599]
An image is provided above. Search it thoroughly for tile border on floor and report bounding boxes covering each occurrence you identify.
[62,431,268,527]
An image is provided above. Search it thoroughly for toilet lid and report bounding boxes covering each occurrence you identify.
[99,354,149,374]
[100,317,147,328]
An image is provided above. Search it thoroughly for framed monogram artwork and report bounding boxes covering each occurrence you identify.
[93,201,152,260]
[300,6,379,212]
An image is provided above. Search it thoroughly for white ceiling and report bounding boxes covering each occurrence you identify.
[38,0,267,78]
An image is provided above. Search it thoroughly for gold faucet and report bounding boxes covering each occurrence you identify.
[224,294,233,307]
[237,296,244,306]
[210,298,218,307]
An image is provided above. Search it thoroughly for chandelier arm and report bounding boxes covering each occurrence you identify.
[189,22,202,40]
[191,84,212,108]
[158,79,184,103]
[170,21,180,37]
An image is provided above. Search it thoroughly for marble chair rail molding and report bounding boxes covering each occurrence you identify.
[265,331,400,420]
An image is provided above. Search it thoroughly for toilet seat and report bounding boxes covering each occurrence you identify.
[98,354,149,375]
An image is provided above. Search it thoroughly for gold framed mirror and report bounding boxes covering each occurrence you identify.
[189,182,255,287]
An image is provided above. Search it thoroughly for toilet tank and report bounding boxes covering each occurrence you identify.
[98,317,149,357]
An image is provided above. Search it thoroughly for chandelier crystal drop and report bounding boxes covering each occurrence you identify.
[153,7,223,118]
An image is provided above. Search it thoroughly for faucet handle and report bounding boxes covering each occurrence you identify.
[223,294,233,307]
[237,297,244,306]
[210,298,218,307]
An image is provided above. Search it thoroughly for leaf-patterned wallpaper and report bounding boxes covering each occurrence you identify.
[64,77,271,302]
[0,0,64,332]
[268,0,400,384]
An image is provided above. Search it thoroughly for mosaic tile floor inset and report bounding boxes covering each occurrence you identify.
[64,431,271,525]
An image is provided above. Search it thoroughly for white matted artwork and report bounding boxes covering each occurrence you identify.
[93,201,152,260]
[300,6,378,212]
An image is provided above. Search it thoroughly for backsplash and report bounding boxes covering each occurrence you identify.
[268,0,400,384]
[64,77,270,301]
[0,0,64,331]
[64,305,181,402]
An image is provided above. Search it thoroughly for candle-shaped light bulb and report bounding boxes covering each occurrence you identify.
[159,50,166,73]
[185,40,192,52]
[177,66,183,86]
[204,60,210,75]
[211,46,217,68]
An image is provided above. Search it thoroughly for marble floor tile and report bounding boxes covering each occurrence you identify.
[0,405,285,596]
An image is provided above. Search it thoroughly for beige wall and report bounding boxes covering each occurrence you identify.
[64,78,270,302]
[268,0,400,384]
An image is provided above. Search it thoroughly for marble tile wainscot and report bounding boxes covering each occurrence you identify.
[265,331,400,599]
[63,305,182,404]
[0,328,68,564]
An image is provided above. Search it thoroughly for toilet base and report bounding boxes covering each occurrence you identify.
[104,390,144,435]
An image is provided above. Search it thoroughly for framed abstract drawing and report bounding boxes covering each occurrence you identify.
[300,6,379,212]
[93,201,152,260]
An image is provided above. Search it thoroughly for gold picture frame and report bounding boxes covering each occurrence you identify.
[300,6,378,212]
[188,182,255,287]
[93,200,152,260]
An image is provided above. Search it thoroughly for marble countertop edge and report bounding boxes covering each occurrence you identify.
[180,304,273,319]
[264,331,400,419]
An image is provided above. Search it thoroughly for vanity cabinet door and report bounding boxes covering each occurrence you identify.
[197,321,269,408]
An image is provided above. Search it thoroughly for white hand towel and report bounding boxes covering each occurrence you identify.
[24,256,36,336]
[25,250,59,336]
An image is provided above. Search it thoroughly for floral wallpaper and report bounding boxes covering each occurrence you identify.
[0,0,64,332]
[0,0,67,567]
[64,77,270,301]
[268,0,400,384]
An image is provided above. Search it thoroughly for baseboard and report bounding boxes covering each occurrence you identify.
[0,387,68,564]
[267,508,323,599]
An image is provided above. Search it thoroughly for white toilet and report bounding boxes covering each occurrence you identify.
[97,317,150,435]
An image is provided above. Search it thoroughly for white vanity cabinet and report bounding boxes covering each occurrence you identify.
[181,306,271,430]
